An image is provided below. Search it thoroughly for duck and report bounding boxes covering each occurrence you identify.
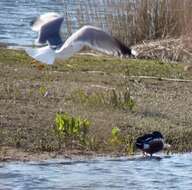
[25,12,138,65]
[135,131,166,157]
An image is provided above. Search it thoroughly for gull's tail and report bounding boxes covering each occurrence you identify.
[25,46,55,65]
[131,49,138,57]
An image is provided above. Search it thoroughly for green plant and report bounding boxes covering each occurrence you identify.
[109,127,122,148]
[54,112,91,149]
[39,86,48,96]
[109,127,135,155]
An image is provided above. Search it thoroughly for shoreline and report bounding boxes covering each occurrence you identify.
[0,146,173,162]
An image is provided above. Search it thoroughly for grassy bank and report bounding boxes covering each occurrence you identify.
[0,48,192,160]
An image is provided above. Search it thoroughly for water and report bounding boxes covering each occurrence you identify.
[0,0,190,48]
[0,0,121,46]
[0,0,81,45]
[0,154,192,190]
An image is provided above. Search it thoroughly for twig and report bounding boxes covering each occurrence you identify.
[128,75,192,82]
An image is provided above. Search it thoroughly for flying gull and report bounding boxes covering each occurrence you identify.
[26,12,138,65]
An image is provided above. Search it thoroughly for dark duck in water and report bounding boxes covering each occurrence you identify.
[136,131,168,157]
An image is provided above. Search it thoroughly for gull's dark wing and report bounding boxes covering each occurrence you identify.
[58,26,132,56]
[37,16,64,47]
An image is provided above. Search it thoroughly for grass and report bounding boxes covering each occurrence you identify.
[0,47,192,160]
[68,88,135,111]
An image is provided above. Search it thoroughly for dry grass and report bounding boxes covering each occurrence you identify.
[60,0,192,63]
[64,0,192,45]
[133,37,192,63]
[0,48,192,160]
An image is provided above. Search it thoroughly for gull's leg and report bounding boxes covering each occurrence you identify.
[31,59,37,65]
[31,59,45,70]
[36,63,45,71]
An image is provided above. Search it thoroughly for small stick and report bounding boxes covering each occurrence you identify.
[127,75,192,82]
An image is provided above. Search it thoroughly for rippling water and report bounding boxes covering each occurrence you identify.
[0,154,192,190]
[0,0,77,45]
[0,0,117,46]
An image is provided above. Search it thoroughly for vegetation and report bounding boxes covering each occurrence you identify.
[62,0,192,63]
[0,48,192,160]
[69,88,135,111]
[62,0,192,45]
[54,112,91,149]
[109,127,135,155]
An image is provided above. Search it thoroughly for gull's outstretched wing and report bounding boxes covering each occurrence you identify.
[30,12,61,32]
[30,12,64,47]
[57,26,137,57]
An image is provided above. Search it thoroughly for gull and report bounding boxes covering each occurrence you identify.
[26,12,138,65]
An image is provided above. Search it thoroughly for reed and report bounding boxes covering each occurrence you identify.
[62,0,192,45]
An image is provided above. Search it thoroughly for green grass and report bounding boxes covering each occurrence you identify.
[54,56,186,79]
[0,48,186,78]
[0,47,192,160]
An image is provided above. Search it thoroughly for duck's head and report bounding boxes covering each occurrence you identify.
[152,131,164,139]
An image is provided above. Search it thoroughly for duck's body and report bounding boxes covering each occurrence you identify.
[136,131,164,156]
[26,12,138,65]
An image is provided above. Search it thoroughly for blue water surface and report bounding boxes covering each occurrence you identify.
[0,154,192,190]
[0,0,113,46]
